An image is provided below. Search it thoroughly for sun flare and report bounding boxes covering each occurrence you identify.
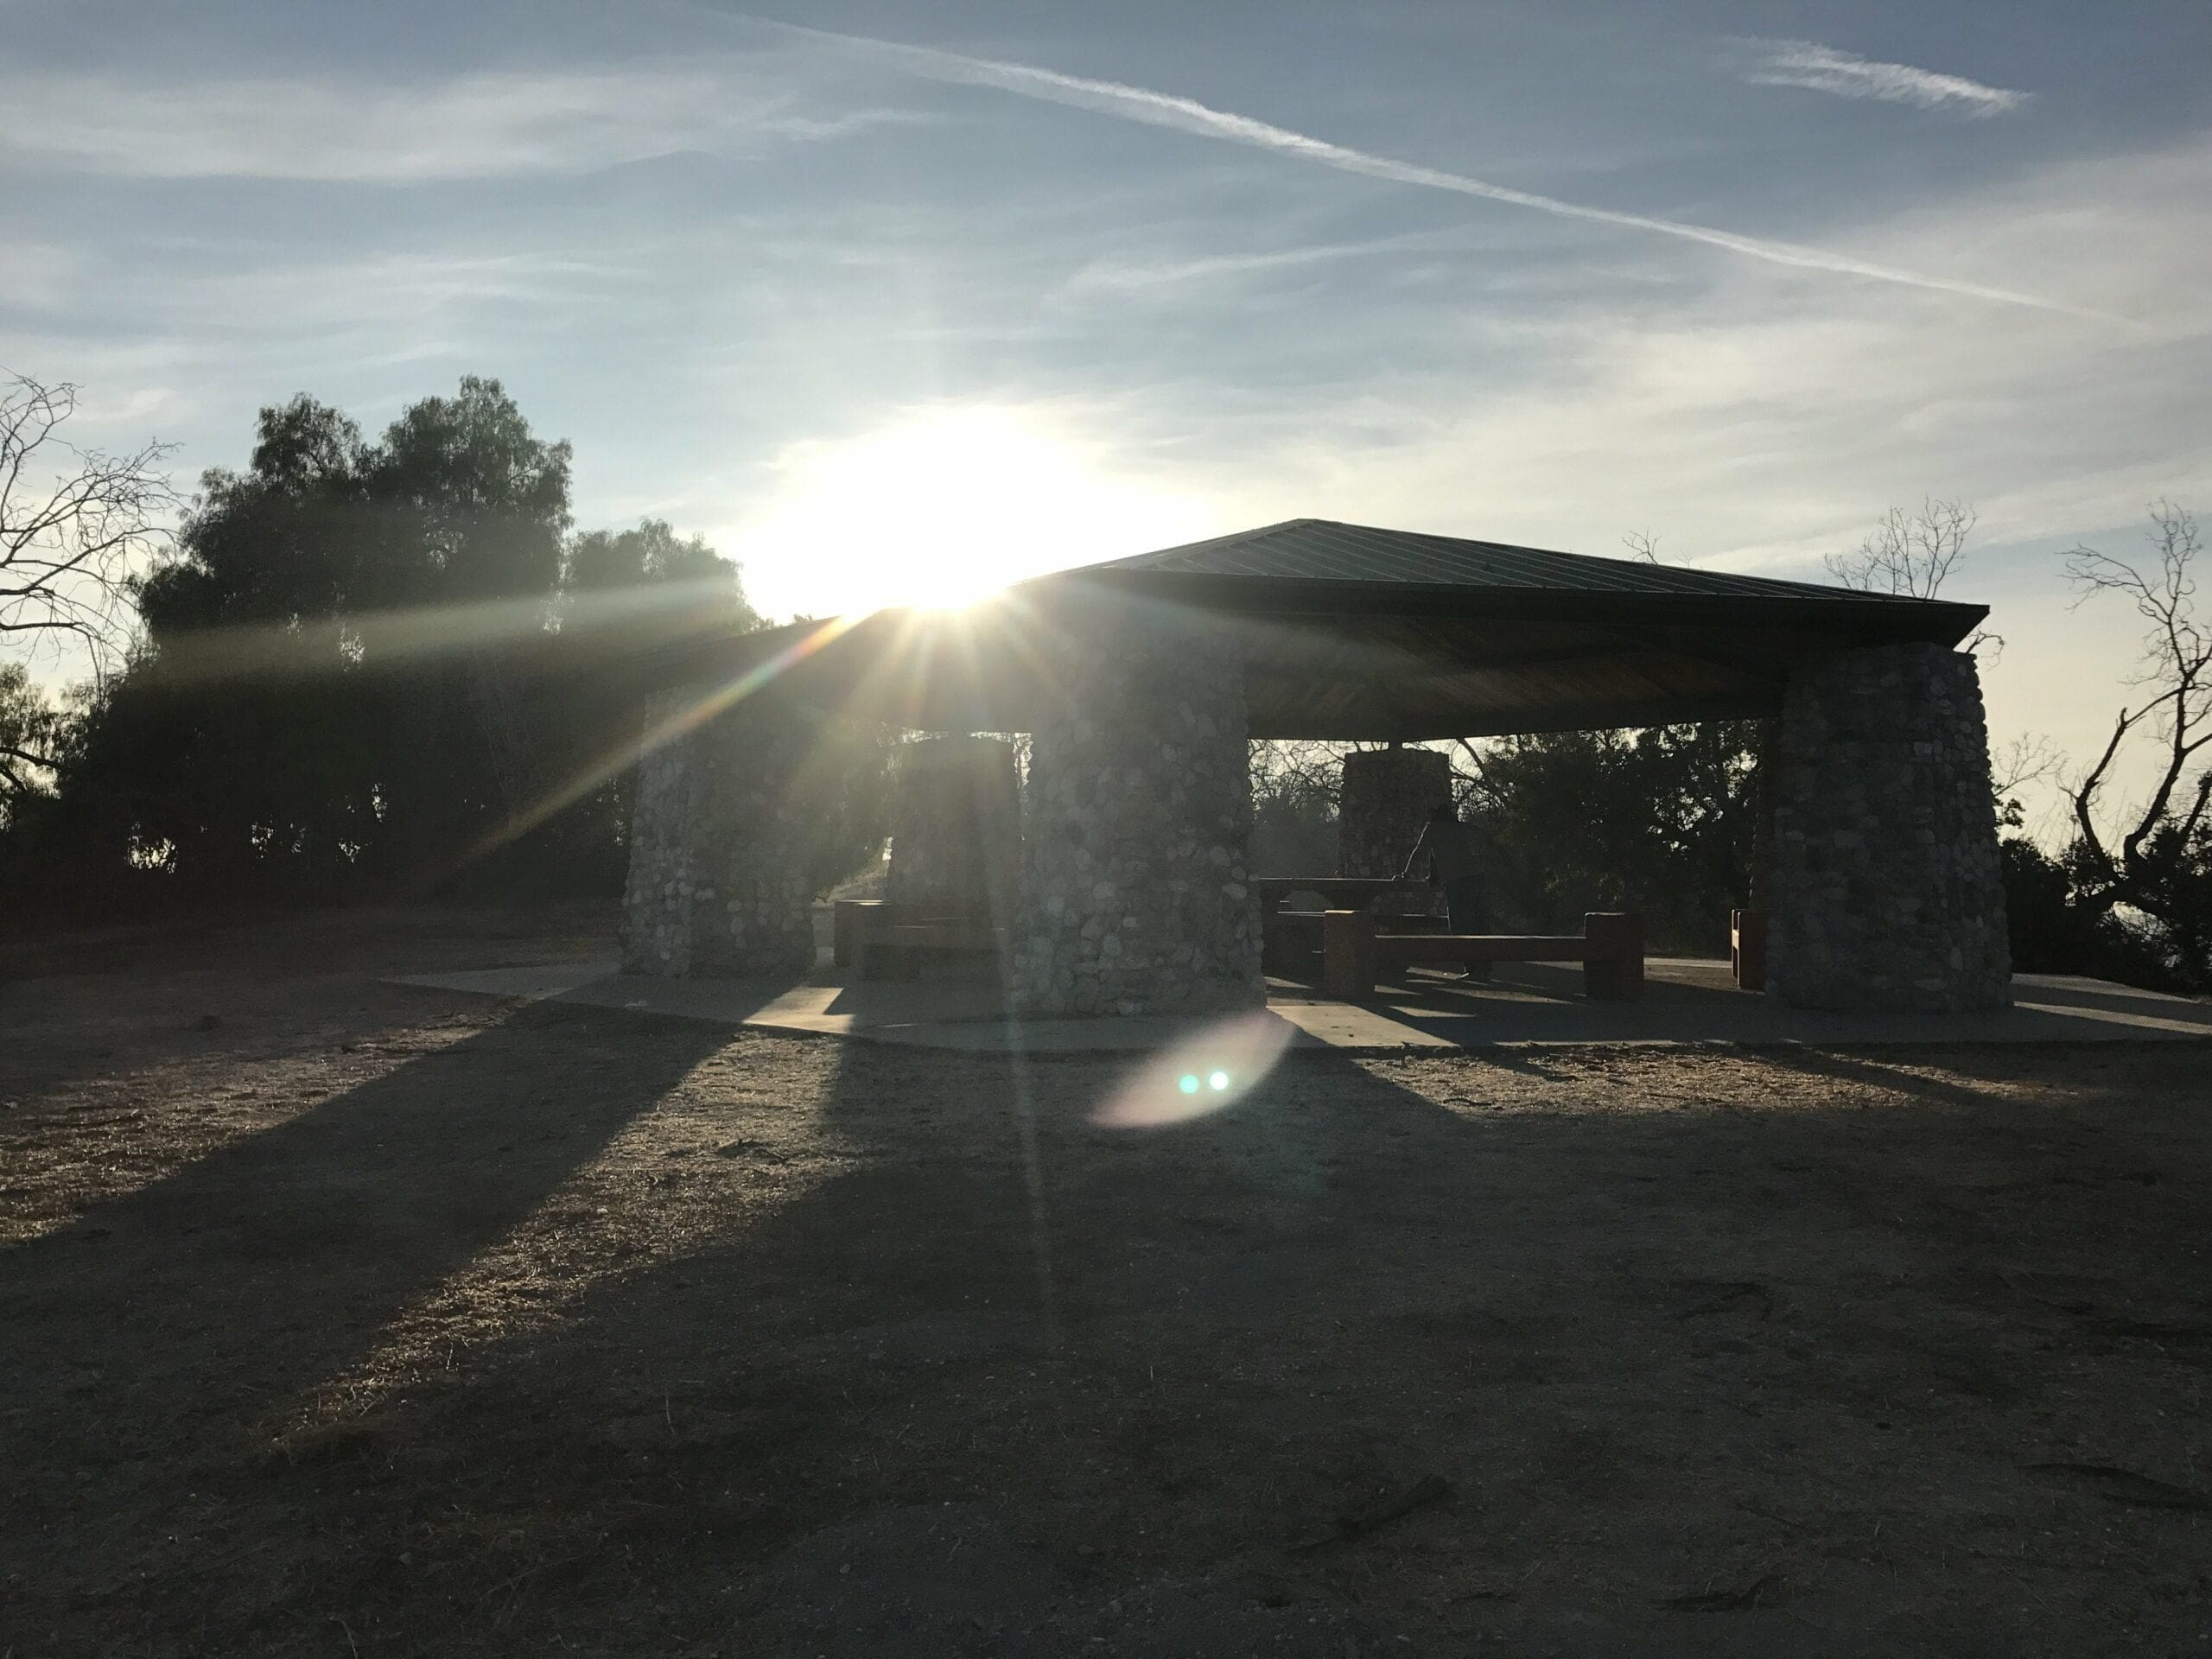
[728,404,1221,617]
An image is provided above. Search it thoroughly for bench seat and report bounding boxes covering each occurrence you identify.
[836,899,1007,981]
[1376,933,1593,964]
[1324,909,1643,1001]
[874,922,1006,953]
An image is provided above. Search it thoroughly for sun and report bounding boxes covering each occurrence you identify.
[728,404,1221,617]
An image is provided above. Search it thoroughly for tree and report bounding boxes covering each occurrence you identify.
[1462,722,1763,950]
[1825,496,1999,657]
[513,519,767,891]
[1,371,176,671]
[1248,740,1356,874]
[566,518,750,603]
[1989,732,2063,831]
[15,377,894,913]
[372,377,572,603]
[61,380,579,899]
[2060,502,2212,984]
[1825,496,1974,597]
[0,662,66,825]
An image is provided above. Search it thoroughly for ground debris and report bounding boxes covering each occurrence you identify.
[2025,1461,2212,1511]
[1292,1473,1452,1552]
[715,1138,789,1164]
[1666,1573,1780,1611]
[1675,1280,1773,1321]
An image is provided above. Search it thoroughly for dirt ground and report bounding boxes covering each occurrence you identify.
[3,909,2209,1657]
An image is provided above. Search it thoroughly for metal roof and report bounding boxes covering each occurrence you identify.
[1071,518,1930,605]
[657,518,1991,741]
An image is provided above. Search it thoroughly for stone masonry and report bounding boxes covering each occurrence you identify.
[884,735,1021,921]
[1011,595,1263,1016]
[620,694,704,976]
[620,697,817,980]
[1769,643,2010,1012]
[1338,747,1453,878]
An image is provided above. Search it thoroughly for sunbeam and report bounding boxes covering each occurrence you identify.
[460,608,871,864]
[148,575,747,687]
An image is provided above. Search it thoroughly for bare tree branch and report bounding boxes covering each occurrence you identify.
[1986,730,2064,830]
[0,369,178,677]
[2178,766,2212,853]
[1988,732,2062,803]
[2062,502,2209,906]
[1826,496,2001,658]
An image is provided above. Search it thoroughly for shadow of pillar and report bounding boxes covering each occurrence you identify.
[0,1000,734,1610]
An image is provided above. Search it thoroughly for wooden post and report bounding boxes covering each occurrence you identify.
[1584,912,1644,1001]
[832,899,876,969]
[1321,909,1378,1000]
[1731,908,1768,992]
[1746,718,1777,913]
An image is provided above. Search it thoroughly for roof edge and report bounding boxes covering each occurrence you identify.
[1030,564,1990,648]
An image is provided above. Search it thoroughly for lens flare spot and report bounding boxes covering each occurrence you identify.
[1092,1014,1297,1128]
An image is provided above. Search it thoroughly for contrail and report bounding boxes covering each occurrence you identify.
[1735,38,2028,117]
[740,13,2101,319]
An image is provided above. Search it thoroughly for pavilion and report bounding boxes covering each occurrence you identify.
[619,519,2008,1015]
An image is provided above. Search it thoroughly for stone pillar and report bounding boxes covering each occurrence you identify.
[1012,597,1262,1016]
[1338,747,1452,877]
[690,704,818,979]
[620,699,818,980]
[1769,643,2010,1012]
[620,695,704,976]
[884,735,1020,921]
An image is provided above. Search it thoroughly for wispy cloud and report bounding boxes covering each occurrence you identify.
[1734,39,2028,116]
[1062,233,1451,296]
[741,15,2089,317]
[0,67,926,181]
[1112,137,2210,585]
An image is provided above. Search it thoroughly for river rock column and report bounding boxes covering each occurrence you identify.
[620,699,818,980]
[1012,597,1262,1016]
[885,735,1021,921]
[1769,643,2010,1012]
[1338,747,1453,877]
[620,695,704,976]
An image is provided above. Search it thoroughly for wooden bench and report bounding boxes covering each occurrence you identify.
[835,899,1007,981]
[1254,876,1443,981]
[1321,910,1643,1001]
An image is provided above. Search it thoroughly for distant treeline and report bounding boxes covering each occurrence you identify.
[0,378,891,913]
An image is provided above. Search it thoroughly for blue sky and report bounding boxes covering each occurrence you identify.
[6,0,2209,828]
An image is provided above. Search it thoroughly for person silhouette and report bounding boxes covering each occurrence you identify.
[1399,799,1491,978]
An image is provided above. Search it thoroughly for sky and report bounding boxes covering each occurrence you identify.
[5,0,2209,832]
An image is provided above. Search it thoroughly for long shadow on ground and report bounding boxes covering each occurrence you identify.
[7,1029,2209,1657]
[0,1001,730,1652]
[195,1043,2212,1651]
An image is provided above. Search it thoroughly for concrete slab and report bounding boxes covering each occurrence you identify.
[386,955,2212,1052]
